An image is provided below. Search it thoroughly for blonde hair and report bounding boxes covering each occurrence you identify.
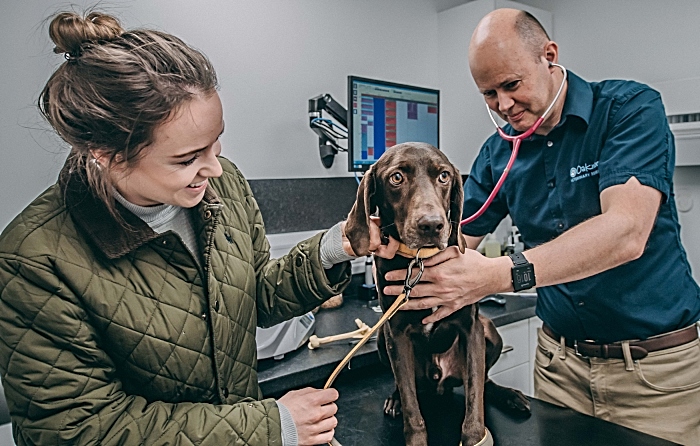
[40,11,218,219]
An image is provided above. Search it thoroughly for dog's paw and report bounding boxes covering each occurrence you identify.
[383,389,402,418]
[504,388,530,414]
[484,381,531,416]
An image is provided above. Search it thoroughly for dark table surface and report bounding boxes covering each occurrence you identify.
[258,292,537,395]
[329,365,678,446]
[258,290,678,446]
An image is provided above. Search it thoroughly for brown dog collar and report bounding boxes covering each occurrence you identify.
[395,243,442,259]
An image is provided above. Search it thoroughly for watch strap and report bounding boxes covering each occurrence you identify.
[509,252,528,266]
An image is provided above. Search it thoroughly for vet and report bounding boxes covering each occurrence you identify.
[382,8,700,444]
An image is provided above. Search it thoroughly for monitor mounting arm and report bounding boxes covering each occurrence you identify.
[308,94,348,168]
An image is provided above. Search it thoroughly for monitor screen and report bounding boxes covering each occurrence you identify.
[347,76,439,172]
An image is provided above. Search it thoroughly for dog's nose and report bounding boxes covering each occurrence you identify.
[417,214,445,236]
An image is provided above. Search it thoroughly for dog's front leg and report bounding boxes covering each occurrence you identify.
[462,316,486,445]
[386,327,429,446]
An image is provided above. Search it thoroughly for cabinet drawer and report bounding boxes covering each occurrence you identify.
[489,319,529,375]
[490,362,531,396]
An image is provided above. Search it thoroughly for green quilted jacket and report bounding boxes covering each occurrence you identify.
[0,157,351,445]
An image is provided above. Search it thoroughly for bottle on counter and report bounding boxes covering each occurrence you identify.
[360,255,377,301]
[483,234,502,258]
[364,255,374,285]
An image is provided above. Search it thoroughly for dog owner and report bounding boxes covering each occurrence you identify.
[381,8,700,444]
[0,11,381,446]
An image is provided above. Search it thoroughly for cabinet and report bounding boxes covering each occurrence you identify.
[490,316,542,397]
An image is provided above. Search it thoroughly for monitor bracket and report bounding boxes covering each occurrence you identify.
[308,94,348,168]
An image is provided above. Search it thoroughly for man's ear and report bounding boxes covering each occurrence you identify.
[448,166,466,254]
[345,167,376,256]
[543,40,559,66]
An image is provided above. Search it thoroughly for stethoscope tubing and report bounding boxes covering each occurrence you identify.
[460,63,567,226]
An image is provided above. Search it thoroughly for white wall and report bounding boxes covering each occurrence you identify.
[0,0,440,230]
[5,0,700,278]
[516,0,700,85]
[437,0,496,170]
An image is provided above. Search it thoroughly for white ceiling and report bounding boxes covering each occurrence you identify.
[431,0,474,12]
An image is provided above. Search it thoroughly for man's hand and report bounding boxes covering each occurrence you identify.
[382,246,512,324]
[278,387,339,445]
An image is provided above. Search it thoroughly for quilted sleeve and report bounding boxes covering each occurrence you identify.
[218,158,352,328]
[0,255,283,446]
[255,231,353,328]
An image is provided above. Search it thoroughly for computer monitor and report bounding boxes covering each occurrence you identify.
[347,76,439,172]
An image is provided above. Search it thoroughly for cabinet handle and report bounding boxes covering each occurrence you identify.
[501,345,514,354]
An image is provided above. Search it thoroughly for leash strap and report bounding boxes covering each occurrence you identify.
[323,255,424,389]
[325,253,426,446]
[323,288,409,389]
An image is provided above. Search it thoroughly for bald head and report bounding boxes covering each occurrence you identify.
[467,8,565,136]
[470,9,550,63]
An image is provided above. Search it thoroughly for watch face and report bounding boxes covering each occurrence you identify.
[513,264,535,291]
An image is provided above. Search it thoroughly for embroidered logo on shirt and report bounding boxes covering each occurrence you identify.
[570,160,599,182]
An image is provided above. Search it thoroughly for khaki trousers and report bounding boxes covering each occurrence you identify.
[534,326,700,446]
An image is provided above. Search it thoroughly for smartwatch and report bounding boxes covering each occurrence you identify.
[508,252,536,292]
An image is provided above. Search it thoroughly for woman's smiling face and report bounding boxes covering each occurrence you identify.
[106,91,225,208]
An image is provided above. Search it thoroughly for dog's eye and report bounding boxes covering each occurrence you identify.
[390,172,404,185]
[438,171,450,183]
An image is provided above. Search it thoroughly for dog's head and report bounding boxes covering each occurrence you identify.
[345,142,465,256]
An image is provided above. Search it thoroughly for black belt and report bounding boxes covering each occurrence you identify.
[542,324,699,360]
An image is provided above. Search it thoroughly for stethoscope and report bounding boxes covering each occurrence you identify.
[460,62,567,226]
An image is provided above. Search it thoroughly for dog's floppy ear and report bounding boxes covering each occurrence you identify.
[345,168,376,256]
[448,166,466,254]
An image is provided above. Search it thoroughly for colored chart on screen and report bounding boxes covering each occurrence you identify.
[349,78,439,171]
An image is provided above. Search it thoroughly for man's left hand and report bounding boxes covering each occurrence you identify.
[382,246,511,324]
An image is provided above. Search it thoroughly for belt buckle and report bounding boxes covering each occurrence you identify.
[573,340,588,358]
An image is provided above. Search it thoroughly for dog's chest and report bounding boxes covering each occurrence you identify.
[422,307,439,335]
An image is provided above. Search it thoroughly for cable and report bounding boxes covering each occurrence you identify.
[312,124,347,141]
[311,122,348,145]
[311,118,348,137]
[311,117,347,131]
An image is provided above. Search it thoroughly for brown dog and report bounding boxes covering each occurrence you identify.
[345,142,529,446]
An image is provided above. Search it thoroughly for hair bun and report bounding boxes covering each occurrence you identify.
[50,11,124,56]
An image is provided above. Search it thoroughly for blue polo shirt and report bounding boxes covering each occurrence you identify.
[462,70,700,342]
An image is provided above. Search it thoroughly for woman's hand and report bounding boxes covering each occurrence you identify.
[278,387,339,445]
[341,217,399,259]
[382,246,512,324]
